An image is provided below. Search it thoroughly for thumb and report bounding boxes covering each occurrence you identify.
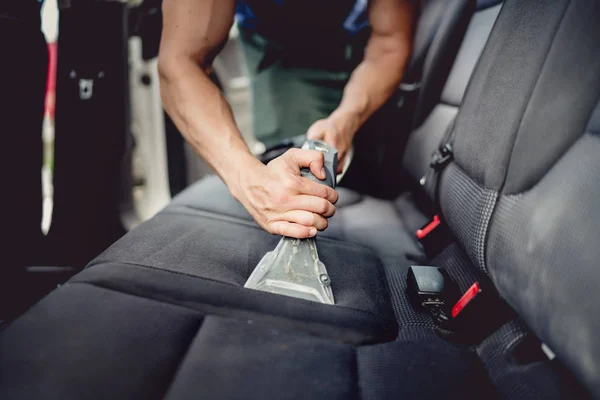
[306,121,326,140]
[288,149,326,180]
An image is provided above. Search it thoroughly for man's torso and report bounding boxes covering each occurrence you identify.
[236,0,371,48]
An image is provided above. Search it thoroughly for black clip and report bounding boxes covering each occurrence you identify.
[430,143,454,171]
[406,266,459,325]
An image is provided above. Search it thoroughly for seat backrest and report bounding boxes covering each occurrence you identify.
[403,0,473,88]
[357,0,478,197]
[403,0,503,190]
[436,0,600,395]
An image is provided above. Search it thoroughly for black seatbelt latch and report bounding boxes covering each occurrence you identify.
[407,266,512,344]
[430,143,453,171]
[406,266,459,325]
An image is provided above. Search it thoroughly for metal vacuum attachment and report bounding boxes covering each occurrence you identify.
[244,140,338,305]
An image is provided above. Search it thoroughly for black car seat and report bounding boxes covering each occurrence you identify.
[2,0,600,399]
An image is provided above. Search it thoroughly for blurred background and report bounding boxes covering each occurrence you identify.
[3,0,407,317]
[40,0,258,235]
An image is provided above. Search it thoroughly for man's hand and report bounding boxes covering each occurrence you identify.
[306,115,356,173]
[232,149,339,239]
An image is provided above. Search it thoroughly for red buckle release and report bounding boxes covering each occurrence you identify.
[452,282,481,318]
[416,215,441,240]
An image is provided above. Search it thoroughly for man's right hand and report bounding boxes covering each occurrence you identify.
[231,149,339,239]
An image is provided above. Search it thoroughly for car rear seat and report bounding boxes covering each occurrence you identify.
[2,0,600,399]
[67,0,497,345]
[34,0,489,347]
[162,0,501,260]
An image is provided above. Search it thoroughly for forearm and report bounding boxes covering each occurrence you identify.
[331,46,410,134]
[331,0,414,136]
[159,58,262,192]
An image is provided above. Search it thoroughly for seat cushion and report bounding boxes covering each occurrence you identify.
[168,175,425,259]
[0,283,203,400]
[0,282,494,400]
[86,208,399,343]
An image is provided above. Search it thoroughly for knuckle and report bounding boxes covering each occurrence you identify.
[319,186,330,199]
[331,190,339,203]
[306,212,317,227]
[287,148,300,157]
[266,221,278,235]
[317,200,330,215]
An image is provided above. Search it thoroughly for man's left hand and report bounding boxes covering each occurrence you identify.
[306,117,355,173]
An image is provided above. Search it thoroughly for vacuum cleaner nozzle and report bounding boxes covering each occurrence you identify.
[244,139,338,305]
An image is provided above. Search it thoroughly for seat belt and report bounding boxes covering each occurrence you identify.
[413,118,456,256]
[420,116,457,202]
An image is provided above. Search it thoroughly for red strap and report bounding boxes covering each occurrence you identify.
[416,215,441,240]
[452,282,481,318]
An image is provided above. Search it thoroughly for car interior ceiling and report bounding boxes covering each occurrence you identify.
[1,0,600,399]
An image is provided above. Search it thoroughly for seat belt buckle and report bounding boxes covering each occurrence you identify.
[406,266,459,325]
[407,266,512,344]
[416,215,451,257]
[430,143,453,171]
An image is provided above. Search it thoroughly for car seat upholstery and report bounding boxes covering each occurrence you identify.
[2,0,600,399]
[85,212,398,344]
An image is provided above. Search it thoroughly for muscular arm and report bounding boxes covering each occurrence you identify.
[158,0,257,188]
[158,0,338,238]
[307,0,414,165]
[334,0,414,132]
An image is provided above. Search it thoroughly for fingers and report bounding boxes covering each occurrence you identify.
[336,150,346,174]
[297,179,339,204]
[267,209,329,238]
[278,210,328,230]
[269,221,317,239]
[306,120,327,140]
[287,195,336,217]
[286,148,327,180]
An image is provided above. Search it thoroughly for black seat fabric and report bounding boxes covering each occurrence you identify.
[435,0,600,395]
[484,16,600,399]
[87,210,398,344]
[0,284,495,400]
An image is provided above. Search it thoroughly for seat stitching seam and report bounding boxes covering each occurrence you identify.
[82,261,390,320]
[69,281,208,313]
[161,207,381,254]
[161,321,204,400]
